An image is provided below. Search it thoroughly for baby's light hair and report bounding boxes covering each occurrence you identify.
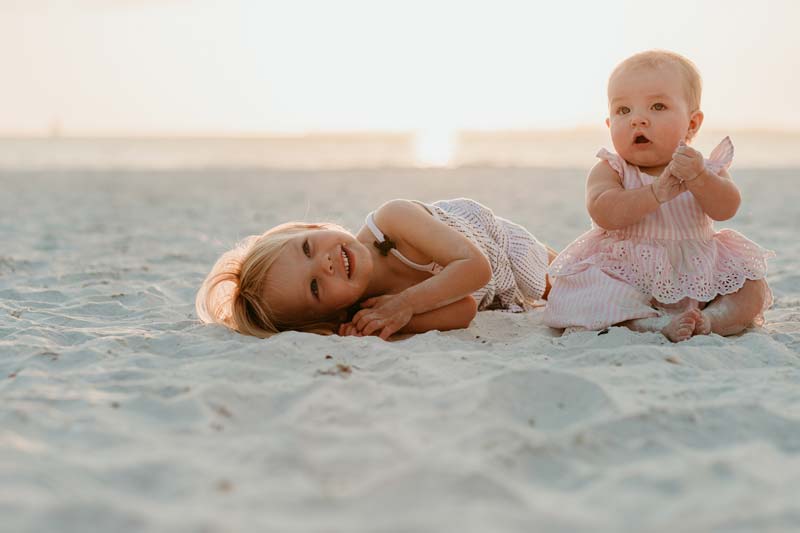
[195,222,347,338]
[609,49,703,112]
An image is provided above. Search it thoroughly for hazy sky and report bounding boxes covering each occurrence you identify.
[2,0,799,135]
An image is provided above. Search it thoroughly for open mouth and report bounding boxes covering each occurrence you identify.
[634,134,650,144]
[341,246,352,279]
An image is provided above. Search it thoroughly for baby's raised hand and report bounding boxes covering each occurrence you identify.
[670,141,705,182]
[651,164,686,204]
[351,293,414,340]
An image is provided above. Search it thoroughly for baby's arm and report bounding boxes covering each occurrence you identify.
[586,161,683,230]
[670,143,741,220]
[351,199,492,338]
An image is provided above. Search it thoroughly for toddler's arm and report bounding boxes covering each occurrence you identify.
[586,161,684,230]
[400,296,478,333]
[341,295,477,336]
[351,199,492,338]
[670,143,741,220]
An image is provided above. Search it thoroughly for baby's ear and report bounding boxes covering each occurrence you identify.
[605,117,611,128]
[686,109,704,141]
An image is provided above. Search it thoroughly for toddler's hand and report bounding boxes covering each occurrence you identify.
[337,322,361,337]
[670,141,705,182]
[351,293,414,340]
[651,164,686,203]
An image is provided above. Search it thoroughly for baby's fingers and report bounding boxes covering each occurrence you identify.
[675,144,702,159]
[672,151,693,163]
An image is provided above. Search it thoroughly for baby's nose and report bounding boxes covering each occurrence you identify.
[630,114,649,127]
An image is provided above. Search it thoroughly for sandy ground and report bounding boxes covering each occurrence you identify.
[1,166,799,532]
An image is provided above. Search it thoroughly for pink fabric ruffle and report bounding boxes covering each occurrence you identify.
[596,147,624,175]
[550,226,774,306]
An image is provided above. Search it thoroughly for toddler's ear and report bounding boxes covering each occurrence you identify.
[605,117,611,128]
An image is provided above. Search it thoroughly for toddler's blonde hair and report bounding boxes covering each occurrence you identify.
[195,222,346,338]
[609,49,703,113]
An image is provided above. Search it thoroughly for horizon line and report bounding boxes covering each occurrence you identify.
[3,126,800,140]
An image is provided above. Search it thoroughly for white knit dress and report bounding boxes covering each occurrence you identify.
[419,198,550,311]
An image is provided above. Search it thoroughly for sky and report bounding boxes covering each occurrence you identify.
[2,0,799,136]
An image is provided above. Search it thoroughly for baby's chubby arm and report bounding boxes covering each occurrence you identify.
[670,143,741,221]
[586,161,683,230]
[350,199,492,339]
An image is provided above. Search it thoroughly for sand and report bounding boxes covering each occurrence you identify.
[2,165,799,532]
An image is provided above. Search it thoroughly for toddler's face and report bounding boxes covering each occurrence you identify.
[606,64,701,172]
[264,228,373,324]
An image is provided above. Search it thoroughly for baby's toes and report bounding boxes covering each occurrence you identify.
[662,310,697,342]
[693,310,712,336]
[677,317,696,340]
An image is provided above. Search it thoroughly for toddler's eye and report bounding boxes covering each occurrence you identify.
[310,279,319,298]
[651,103,666,111]
[302,239,311,257]
[616,106,630,115]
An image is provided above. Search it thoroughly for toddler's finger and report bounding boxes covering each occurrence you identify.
[356,313,379,332]
[361,319,378,336]
[360,297,377,308]
[352,309,369,324]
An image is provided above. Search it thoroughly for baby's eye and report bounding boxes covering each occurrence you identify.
[651,102,666,111]
[302,239,311,257]
[616,106,630,115]
[310,279,319,298]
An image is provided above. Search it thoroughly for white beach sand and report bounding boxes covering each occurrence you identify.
[2,163,799,532]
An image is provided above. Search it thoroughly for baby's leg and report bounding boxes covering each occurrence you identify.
[697,279,769,337]
[624,309,701,342]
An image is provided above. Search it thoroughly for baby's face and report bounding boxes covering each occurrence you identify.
[264,227,373,324]
[606,63,700,172]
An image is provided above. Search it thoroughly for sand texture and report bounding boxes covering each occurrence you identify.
[2,166,799,532]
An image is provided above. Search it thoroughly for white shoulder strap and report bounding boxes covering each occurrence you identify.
[365,212,442,274]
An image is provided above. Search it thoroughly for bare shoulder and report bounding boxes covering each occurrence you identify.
[372,198,482,266]
[587,160,622,185]
[372,199,431,234]
[586,160,623,202]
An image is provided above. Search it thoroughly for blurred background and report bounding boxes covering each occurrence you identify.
[2,0,799,170]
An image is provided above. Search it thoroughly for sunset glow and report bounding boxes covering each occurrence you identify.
[2,0,799,157]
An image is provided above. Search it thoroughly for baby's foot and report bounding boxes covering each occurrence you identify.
[661,308,699,342]
[693,309,712,336]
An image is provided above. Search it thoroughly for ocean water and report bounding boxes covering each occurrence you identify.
[1,129,798,170]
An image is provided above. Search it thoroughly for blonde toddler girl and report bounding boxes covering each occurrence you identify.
[197,198,556,339]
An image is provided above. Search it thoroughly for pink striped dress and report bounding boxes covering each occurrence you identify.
[543,137,774,330]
